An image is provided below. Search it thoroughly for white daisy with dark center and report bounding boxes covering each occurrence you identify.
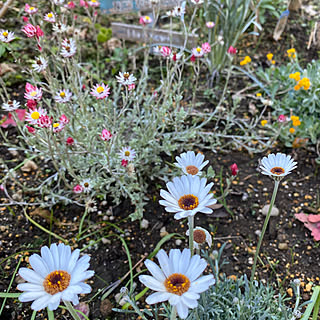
[174,151,209,176]
[17,243,94,311]
[159,175,216,220]
[260,153,297,179]
[139,248,215,319]
[186,226,212,249]
[115,71,137,86]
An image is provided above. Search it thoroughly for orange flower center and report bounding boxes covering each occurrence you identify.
[123,73,130,79]
[124,151,130,156]
[84,182,89,188]
[194,229,206,244]
[186,165,199,175]
[270,167,285,175]
[165,273,190,295]
[43,270,71,295]
[178,194,199,210]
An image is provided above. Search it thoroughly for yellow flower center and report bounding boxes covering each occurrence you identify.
[193,229,206,244]
[96,86,104,93]
[178,194,199,210]
[196,47,201,53]
[30,91,37,97]
[186,165,199,175]
[145,16,150,21]
[3,31,8,37]
[60,92,66,98]
[48,13,53,18]
[123,73,130,79]
[30,6,35,10]
[31,111,40,120]
[124,151,130,157]
[270,167,285,175]
[53,122,60,128]
[165,273,190,295]
[43,270,71,295]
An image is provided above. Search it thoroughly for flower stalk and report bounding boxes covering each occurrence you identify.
[170,306,177,320]
[188,215,194,256]
[64,300,82,320]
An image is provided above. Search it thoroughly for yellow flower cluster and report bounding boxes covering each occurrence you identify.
[261,120,267,126]
[289,72,300,81]
[287,48,296,59]
[294,77,311,91]
[266,53,275,65]
[240,56,251,66]
[291,115,301,127]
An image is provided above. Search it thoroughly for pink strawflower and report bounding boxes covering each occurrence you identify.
[80,0,88,7]
[100,129,112,141]
[25,107,47,125]
[38,115,52,128]
[25,4,38,14]
[25,82,36,93]
[206,21,215,28]
[26,99,37,109]
[36,26,44,38]
[22,16,29,23]
[73,184,84,193]
[139,15,152,26]
[201,42,211,54]
[65,1,76,8]
[88,0,100,7]
[121,159,128,167]
[90,83,110,99]
[44,12,56,23]
[59,114,69,124]
[128,83,135,91]
[53,122,65,133]
[0,30,15,43]
[192,47,204,58]
[26,125,36,134]
[278,114,287,123]
[22,24,37,37]
[160,46,172,58]
[24,86,42,101]
[190,55,196,62]
[227,46,237,55]
[230,163,238,176]
[66,137,75,145]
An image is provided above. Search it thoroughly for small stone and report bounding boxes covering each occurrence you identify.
[100,299,113,316]
[261,204,279,217]
[21,160,38,172]
[160,226,169,238]
[254,230,261,237]
[248,257,253,265]
[140,219,149,229]
[175,239,182,246]
[278,243,288,250]
[9,149,19,157]
[12,190,23,201]
[101,238,111,245]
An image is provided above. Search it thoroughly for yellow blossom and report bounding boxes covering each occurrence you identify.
[240,56,251,66]
[287,48,296,59]
[256,93,262,97]
[289,72,300,82]
[289,128,295,134]
[271,60,276,65]
[293,120,301,126]
[267,53,273,61]
[261,120,267,126]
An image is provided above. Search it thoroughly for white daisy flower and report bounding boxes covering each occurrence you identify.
[53,122,65,133]
[2,100,20,112]
[139,248,215,319]
[260,153,297,179]
[54,89,72,103]
[24,87,43,101]
[81,179,92,193]
[0,30,15,43]
[173,5,185,17]
[119,147,136,161]
[44,12,56,23]
[53,0,65,5]
[159,175,216,220]
[174,151,209,176]
[88,0,100,7]
[61,42,77,58]
[116,72,137,86]
[192,47,204,58]
[191,0,204,4]
[52,23,68,33]
[61,38,76,48]
[32,56,48,73]
[17,243,94,311]
[25,107,47,125]
[186,227,212,250]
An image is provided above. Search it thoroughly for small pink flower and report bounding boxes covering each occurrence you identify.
[128,83,135,91]
[94,10,98,16]
[206,21,215,28]
[80,0,88,7]
[25,4,38,14]
[121,159,128,167]
[27,99,37,109]
[153,91,158,98]
[36,26,44,38]
[230,163,238,176]
[26,125,36,134]
[160,46,172,58]
[25,82,36,93]
[59,114,70,124]
[66,137,75,145]
[22,16,29,23]
[73,184,83,193]
[201,42,211,54]
[88,0,100,7]
[90,83,110,99]
[100,129,112,141]
[22,24,37,37]
[139,15,152,26]
[65,1,76,9]
[227,46,237,55]
[38,115,52,128]
[190,55,196,62]
[192,47,204,58]
[53,122,65,133]
[278,114,287,122]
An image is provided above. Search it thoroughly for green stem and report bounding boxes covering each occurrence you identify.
[64,300,81,320]
[250,180,280,285]
[188,216,194,257]
[170,306,177,320]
